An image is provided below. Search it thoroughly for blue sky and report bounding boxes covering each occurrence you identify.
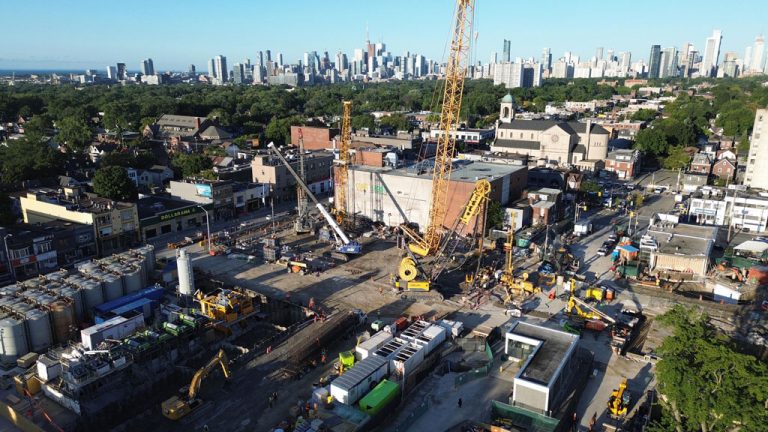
[2,0,767,71]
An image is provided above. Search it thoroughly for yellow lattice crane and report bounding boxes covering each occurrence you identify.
[335,100,352,226]
[402,0,474,258]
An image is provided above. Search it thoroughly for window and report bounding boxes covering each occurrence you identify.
[531,133,534,139]
[34,242,51,254]
[519,132,523,138]
[10,247,30,259]
[121,210,133,221]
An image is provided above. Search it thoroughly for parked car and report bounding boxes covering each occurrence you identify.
[607,234,618,242]
[597,247,608,256]
[654,186,664,193]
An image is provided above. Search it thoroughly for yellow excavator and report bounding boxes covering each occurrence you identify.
[566,282,616,323]
[607,378,630,417]
[161,349,231,420]
[395,179,491,291]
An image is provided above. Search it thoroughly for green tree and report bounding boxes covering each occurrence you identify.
[633,128,668,156]
[652,306,768,432]
[171,153,213,178]
[630,109,658,122]
[264,116,295,146]
[0,137,61,184]
[486,201,504,230]
[92,166,137,201]
[351,114,375,131]
[0,193,17,225]
[379,114,411,132]
[662,146,693,170]
[580,180,601,193]
[57,116,93,153]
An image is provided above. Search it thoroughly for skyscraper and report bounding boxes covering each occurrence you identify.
[265,50,272,62]
[188,64,196,75]
[659,47,678,78]
[745,109,768,189]
[232,63,245,84]
[749,36,765,73]
[648,45,661,79]
[595,47,604,61]
[277,52,284,68]
[214,55,227,83]
[116,63,126,80]
[106,65,117,80]
[540,48,551,72]
[502,39,511,63]
[701,29,723,78]
[207,59,216,79]
[141,58,154,76]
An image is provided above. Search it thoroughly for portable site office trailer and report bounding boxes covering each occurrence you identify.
[356,331,394,360]
[411,324,447,355]
[399,320,429,342]
[358,379,400,416]
[330,355,389,405]
[392,342,425,377]
[372,338,406,362]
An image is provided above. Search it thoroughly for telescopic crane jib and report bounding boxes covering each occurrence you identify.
[335,101,352,227]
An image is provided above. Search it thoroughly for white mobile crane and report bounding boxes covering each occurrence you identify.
[267,142,362,259]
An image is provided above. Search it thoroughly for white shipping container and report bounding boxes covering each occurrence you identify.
[355,330,394,360]
[392,343,425,377]
[399,320,429,342]
[330,355,388,405]
[411,324,447,355]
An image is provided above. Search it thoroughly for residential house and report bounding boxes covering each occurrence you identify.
[716,149,737,160]
[689,153,713,175]
[199,125,232,142]
[88,142,118,163]
[604,149,641,180]
[126,165,174,189]
[712,159,736,181]
[528,188,563,226]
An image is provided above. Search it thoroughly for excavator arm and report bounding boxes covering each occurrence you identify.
[187,349,231,400]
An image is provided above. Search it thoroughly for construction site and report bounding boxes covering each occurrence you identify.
[0,2,730,432]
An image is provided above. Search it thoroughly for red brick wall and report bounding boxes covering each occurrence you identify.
[290,126,338,150]
[355,150,385,167]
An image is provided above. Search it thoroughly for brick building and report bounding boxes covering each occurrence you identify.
[251,150,334,202]
[290,126,339,151]
[689,153,713,175]
[712,158,737,181]
[604,149,641,180]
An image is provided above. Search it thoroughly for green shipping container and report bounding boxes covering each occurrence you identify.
[358,379,400,416]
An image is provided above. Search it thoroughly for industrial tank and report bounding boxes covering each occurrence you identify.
[50,300,76,343]
[79,278,104,317]
[100,272,124,301]
[0,284,23,296]
[57,287,84,323]
[25,309,52,352]
[177,248,195,296]
[77,261,99,275]
[122,265,143,294]
[44,270,69,282]
[0,315,29,361]
[135,245,156,276]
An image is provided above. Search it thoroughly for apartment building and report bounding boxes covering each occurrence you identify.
[251,150,334,202]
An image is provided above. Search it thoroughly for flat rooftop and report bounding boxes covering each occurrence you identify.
[351,159,526,183]
[647,222,717,256]
[509,321,578,386]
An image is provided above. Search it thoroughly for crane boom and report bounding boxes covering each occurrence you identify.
[416,0,474,257]
[335,101,352,226]
[267,142,359,251]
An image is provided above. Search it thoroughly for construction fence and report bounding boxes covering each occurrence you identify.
[454,340,494,387]
[491,400,558,432]
[391,399,430,432]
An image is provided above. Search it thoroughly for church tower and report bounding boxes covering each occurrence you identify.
[499,93,515,123]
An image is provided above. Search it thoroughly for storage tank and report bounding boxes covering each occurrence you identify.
[50,300,76,343]
[135,245,156,276]
[25,309,52,352]
[177,249,195,296]
[77,261,99,275]
[122,265,143,294]
[100,272,124,301]
[44,270,69,282]
[0,284,23,297]
[0,315,29,362]
[79,278,104,317]
[57,287,84,323]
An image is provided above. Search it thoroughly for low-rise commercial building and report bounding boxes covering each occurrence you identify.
[644,214,717,277]
[528,188,563,226]
[290,126,339,151]
[19,190,138,257]
[136,196,207,242]
[689,188,768,233]
[168,179,234,221]
[428,127,495,145]
[251,150,334,202]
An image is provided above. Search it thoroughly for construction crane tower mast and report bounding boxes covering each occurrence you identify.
[415,0,475,256]
[335,101,352,226]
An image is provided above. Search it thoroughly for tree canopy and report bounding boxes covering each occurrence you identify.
[651,306,768,432]
[57,115,93,153]
[171,153,213,178]
[0,137,62,184]
[92,166,137,201]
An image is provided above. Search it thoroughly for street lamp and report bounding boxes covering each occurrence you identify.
[196,205,212,256]
[3,234,15,282]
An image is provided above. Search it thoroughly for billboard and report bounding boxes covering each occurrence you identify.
[195,184,212,198]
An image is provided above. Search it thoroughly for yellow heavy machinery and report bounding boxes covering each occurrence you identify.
[607,378,630,417]
[396,179,490,291]
[195,288,256,323]
[335,101,352,227]
[499,216,540,303]
[395,0,475,288]
[161,349,231,420]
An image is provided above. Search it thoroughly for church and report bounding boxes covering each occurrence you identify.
[490,94,609,171]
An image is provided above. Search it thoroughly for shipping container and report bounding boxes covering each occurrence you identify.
[330,355,388,405]
[394,317,408,331]
[358,379,400,416]
[436,319,464,337]
[356,330,394,360]
[399,320,429,342]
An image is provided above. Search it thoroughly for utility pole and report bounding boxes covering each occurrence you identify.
[196,206,212,256]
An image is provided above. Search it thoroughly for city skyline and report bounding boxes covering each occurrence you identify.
[1,0,767,71]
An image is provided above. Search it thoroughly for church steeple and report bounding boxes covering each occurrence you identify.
[499,93,515,123]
